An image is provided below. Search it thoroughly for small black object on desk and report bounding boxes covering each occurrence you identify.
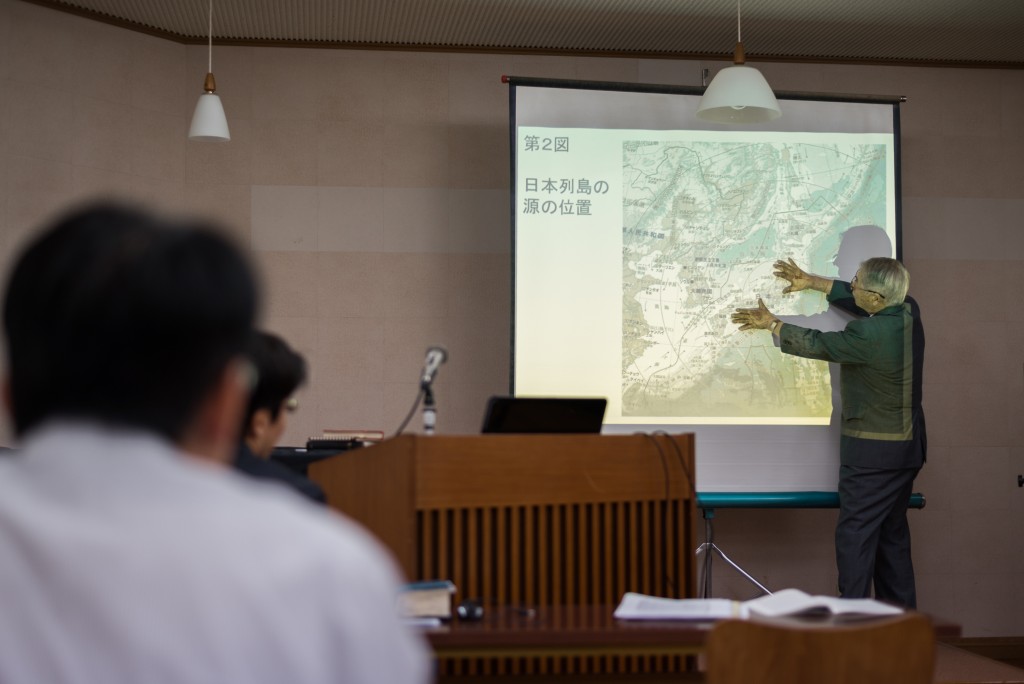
[456,599,484,622]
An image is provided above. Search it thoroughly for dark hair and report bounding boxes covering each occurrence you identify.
[2,202,259,441]
[243,331,306,424]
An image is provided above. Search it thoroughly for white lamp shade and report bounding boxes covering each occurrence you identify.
[189,92,230,141]
[696,64,781,124]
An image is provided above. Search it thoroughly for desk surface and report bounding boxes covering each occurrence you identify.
[425,604,961,658]
[427,605,707,657]
[934,643,1024,684]
[425,606,996,684]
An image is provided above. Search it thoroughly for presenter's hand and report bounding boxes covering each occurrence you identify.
[774,258,813,294]
[731,298,778,331]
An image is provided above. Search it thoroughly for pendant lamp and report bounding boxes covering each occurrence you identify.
[696,0,781,124]
[188,0,230,141]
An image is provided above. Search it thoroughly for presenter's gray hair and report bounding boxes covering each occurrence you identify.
[859,257,909,304]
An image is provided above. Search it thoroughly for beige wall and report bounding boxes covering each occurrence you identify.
[1,0,1023,636]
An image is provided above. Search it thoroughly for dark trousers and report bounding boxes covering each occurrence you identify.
[835,465,920,608]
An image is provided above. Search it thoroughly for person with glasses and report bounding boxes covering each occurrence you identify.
[732,256,925,609]
[233,330,326,504]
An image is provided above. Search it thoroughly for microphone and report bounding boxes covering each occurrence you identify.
[420,346,448,388]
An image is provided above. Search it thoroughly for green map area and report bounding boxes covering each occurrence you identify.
[621,140,888,421]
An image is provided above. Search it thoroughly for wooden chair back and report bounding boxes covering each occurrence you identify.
[706,613,935,684]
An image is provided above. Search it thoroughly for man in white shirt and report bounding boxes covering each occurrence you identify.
[0,203,431,684]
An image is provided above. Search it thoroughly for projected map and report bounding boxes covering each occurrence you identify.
[621,140,888,420]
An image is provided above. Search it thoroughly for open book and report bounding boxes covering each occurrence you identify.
[742,588,903,620]
[614,588,903,621]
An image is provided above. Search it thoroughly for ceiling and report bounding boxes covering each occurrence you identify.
[22,0,1024,68]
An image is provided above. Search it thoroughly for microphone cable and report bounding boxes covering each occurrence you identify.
[393,387,425,437]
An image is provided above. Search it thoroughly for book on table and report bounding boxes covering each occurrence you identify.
[614,588,903,621]
[396,580,456,620]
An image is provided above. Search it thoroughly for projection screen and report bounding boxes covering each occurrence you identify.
[509,77,902,491]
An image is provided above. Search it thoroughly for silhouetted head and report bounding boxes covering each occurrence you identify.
[834,225,893,281]
[2,202,258,444]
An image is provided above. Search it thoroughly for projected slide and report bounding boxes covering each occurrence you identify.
[514,126,895,427]
[622,137,889,422]
[509,82,902,490]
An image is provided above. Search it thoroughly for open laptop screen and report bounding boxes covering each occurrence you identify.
[481,397,607,434]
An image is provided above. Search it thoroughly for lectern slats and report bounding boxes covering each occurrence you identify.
[495,506,507,605]
[466,508,478,599]
[652,501,663,595]
[537,505,549,606]
[481,507,493,609]
[395,434,695,678]
[510,507,522,608]
[437,509,450,583]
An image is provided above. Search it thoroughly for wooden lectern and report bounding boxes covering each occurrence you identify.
[310,433,697,675]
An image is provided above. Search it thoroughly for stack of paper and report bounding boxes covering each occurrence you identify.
[613,593,739,620]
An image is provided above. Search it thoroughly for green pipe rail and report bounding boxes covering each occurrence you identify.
[697,491,925,513]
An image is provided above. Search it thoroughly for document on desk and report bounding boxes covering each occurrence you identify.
[742,588,904,620]
[614,592,739,620]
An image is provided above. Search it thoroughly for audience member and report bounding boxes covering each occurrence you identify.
[0,203,429,683]
[234,330,326,503]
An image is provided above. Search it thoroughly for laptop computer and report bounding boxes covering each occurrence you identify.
[480,396,607,434]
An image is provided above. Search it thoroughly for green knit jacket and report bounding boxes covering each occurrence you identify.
[778,281,926,469]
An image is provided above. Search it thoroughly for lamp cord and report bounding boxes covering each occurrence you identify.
[207,0,213,73]
[737,0,742,43]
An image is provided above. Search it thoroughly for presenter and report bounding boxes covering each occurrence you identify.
[731,257,926,608]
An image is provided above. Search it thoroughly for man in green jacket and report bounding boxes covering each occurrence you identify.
[732,257,926,608]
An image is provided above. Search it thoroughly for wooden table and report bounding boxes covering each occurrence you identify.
[933,643,1024,684]
[426,605,712,659]
[425,607,1024,684]
[426,604,961,656]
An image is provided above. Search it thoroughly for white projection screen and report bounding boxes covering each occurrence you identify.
[508,78,902,492]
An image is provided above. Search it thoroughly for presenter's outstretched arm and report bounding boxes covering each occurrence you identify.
[731,297,783,336]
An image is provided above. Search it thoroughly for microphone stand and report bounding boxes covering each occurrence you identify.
[422,384,437,435]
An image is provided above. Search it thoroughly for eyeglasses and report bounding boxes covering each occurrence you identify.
[851,274,885,299]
